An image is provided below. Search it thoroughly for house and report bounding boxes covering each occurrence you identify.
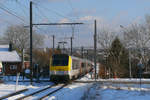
[0,44,22,75]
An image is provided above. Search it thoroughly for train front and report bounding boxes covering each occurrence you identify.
[50,54,71,82]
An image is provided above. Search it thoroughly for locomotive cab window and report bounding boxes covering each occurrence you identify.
[52,54,69,66]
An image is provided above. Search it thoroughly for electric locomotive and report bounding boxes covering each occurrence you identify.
[50,54,93,82]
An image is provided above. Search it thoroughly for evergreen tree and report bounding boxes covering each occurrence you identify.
[108,37,129,77]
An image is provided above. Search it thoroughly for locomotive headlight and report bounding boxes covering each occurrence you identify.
[50,71,55,75]
[64,71,68,74]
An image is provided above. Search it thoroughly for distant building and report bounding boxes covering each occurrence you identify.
[0,44,22,75]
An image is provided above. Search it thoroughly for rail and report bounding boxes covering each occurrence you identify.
[0,88,28,100]
[37,84,67,100]
[16,84,56,100]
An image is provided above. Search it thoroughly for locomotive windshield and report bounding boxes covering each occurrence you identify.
[52,54,69,66]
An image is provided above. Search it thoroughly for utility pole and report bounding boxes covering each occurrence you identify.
[86,50,88,59]
[94,20,97,81]
[81,46,84,58]
[71,25,74,56]
[30,1,33,85]
[22,49,24,80]
[129,49,132,78]
[70,37,73,55]
[52,35,55,55]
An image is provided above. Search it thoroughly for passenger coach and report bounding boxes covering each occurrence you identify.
[50,54,93,82]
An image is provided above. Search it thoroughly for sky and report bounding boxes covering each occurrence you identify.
[0,0,150,47]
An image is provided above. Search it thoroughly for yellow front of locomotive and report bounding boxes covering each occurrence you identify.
[50,54,72,82]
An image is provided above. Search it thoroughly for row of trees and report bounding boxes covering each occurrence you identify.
[98,15,150,78]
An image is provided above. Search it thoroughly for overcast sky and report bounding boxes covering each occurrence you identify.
[0,0,150,47]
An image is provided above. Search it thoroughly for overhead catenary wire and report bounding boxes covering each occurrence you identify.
[32,2,76,38]
[34,4,52,23]
[15,1,46,24]
[32,0,74,21]
[0,5,26,24]
[67,0,74,12]
[16,1,29,18]
[66,0,79,48]
[66,0,80,21]
[35,1,86,50]
[0,1,50,26]
[0,1,51,35]
[35,2,75,22]
[35,26,63,48]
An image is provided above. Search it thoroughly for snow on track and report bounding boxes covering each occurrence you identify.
[1,74,150,100]
[45,82,93,100]
[5,85,54,100]
[0,83,26,96]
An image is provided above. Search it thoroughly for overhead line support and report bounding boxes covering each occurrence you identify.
[94,20,97,81]
[32,23,83,26]
[30,1,33,85]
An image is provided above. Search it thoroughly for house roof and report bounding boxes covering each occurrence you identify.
[0,51,21,62]
[0,44,21,62]
[0,45,9,51]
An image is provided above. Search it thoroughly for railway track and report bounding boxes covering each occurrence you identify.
[15,84,56,100]
[0,75,87,100]
[2,83,68,100]
[74,80,150,84]
[33,84,67,100]
[0,88,28,100]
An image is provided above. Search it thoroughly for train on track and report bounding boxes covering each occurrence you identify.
[50,54,93,82]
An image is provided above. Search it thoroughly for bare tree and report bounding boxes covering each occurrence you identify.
[123,24,150,49]
[3,25,44,50]
[97,27,116,78]
[98,28,116,50]
[122,21,150,72]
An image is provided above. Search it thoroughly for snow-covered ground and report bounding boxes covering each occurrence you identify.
[1,75,150,100]
[46,82,92,100]
[86,83,150,100]
[0,83,26,96]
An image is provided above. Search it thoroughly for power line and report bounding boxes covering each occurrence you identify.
[67,0,74,12]
[32,2,54,24]
[0,1,54,32]
[0,5,26,24]
[34,4,51,23]
[16,1,44,24]
[16,1,29,18]
[0,2,27,21]
[15,1,44,24]
[0,2,55,39]
[67,0,80,21]
[34,26,49,34]
[35,3,75,22]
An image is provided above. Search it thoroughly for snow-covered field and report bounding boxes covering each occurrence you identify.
[1,75,150,100]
